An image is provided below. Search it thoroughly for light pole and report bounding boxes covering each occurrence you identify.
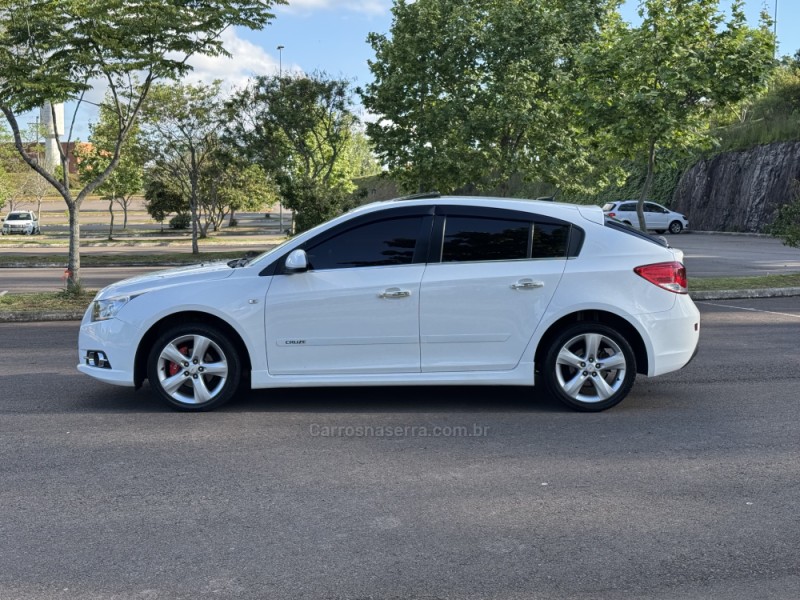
[277,44,285,233]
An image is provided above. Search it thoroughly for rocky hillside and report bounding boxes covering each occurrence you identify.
[672,141,800,232]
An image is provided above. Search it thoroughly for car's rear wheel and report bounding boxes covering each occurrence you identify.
[542,323,636,411]
[669,220,683,234]
[147,323,241,411]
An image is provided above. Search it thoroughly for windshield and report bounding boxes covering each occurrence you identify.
[245,236,297,267]
[6,213,32,221]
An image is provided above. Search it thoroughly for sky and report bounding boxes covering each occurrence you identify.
[15,0,800,140]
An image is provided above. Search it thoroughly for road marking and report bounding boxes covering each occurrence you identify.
[697,301,800,319]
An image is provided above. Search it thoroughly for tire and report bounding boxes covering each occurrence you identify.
[146,323,241,411]
[542,322,636,412]
[622,220,632,226]
[669,221,683,234]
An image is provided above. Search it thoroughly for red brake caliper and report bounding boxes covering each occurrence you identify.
[168,345,190,376]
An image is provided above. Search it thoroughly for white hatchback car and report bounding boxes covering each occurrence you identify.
[78,195,700,412]
[602,200,689,234]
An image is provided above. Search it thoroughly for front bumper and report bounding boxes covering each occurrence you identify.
[77,314,137,387]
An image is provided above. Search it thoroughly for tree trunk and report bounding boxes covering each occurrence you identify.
[66,203,81,290]
[229,209,236,227]
[108,199,115,241]
[121,199,129,230]
[637,140,657,232]
[190,183,199,253]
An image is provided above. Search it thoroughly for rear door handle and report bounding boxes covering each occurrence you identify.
[379,287,411,299]
[511,279,544,290]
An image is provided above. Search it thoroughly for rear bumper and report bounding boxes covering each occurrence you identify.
[635,294,700,377]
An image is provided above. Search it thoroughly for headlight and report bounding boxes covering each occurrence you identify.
[91,295,138,322]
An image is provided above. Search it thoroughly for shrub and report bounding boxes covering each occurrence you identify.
[169,213,191,229]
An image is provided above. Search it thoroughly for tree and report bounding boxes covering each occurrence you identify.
[767,180,800,248]
[199,155,276,235]
[144,175,186,230]
[86,99,146,231]
[75,101,145,239]
[141,81,224,252]
[360,0,616,195]
[0,0,283,288]
[573,0,775,231]
[226,73,361,232]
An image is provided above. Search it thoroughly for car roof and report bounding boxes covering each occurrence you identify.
[354,195,605,225]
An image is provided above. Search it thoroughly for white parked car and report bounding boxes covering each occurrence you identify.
[602,200,689,234]
[1,210,40,235]
[78,195,700,412]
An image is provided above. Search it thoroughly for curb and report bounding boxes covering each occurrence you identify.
[0,262,194,269]
[690,287,800,300]
[3,287,799,324]
[690,231,769,238]
[0,310,84,323]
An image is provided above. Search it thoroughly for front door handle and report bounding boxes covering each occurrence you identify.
[379,287,411,299]
[511,279,545,290]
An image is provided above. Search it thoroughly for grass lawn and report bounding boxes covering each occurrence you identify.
[689,273,800,291]
[0,250,268,267]
[0,290,96,314]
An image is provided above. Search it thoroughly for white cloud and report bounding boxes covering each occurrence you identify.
[183,28,292,92]
[279,0,390,17]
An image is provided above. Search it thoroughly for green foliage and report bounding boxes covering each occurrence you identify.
[572,0,775,228]
[144,177,186,224]
[0,0,283,284]
[712,59,800,152]
[0,0,283,113]
[76,99,145,205]
[199,156,277,233]
[226,73,361,232]
[141,81,224,248]
[169,214,192,230]
[766,181,800,247]
[361,0,616,195]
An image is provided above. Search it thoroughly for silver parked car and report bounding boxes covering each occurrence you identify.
[602,201,688,234]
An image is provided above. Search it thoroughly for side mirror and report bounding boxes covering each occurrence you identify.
[285,249,309,272]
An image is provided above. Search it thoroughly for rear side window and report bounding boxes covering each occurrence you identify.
[442,217,530,262]
[307,216,424,270]
[532,222,569,258]
[440,216,571,262]
[619,203,637,212]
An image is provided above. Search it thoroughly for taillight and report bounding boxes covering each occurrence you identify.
[608,212,616,218]
[634,261,688,294]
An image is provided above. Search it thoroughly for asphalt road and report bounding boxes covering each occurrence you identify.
[669,233,800,277]
[1,298,799,599]
[2,232,800,293]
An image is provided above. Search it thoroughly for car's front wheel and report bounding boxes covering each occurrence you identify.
[147,323,241,411]
[542,323,636,411]
[669,220,683,234]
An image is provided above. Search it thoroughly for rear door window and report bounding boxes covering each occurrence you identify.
[442,216,530,262]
